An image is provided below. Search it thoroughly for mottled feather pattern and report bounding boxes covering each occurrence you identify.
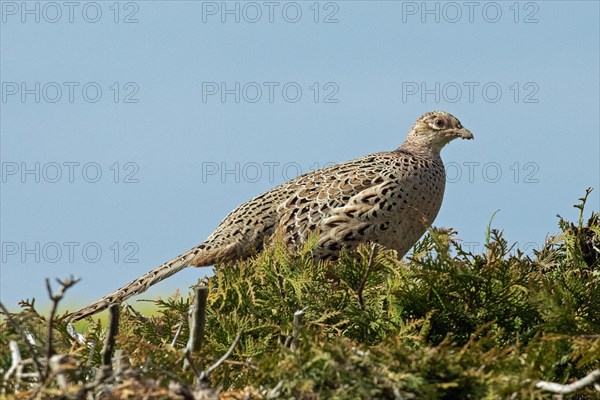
[68,111,472,321]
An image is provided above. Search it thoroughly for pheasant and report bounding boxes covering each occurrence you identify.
[68,111,473,321]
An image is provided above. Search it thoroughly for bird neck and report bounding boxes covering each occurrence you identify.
[397,140,442,157]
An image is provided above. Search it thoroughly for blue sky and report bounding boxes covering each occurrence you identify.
[1,1,599,313]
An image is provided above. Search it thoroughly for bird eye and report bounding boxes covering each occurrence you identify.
[434,119,445,128]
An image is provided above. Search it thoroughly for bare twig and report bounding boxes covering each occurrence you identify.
[45,277,80,367]
[0,301,44,380]
[536,369,600,395]
[114,349,130,382]
[171,317,185,348]
[73,304,120,400]
[101,304,120,370]
[4,340,21,381]
[174,331,243,397]
[183,349,202,377]
[48,354,69,391]
[84,339,98,367]
[200,330,242,381]
[17,359,41,381]
[183,287,209,370]
[267,380,284,399]
[66,323,86,345]
[187,286,209,353]
[125,303,146,319]
[126,304,165,336]
[7,278,78,400]
[291,309,306,352]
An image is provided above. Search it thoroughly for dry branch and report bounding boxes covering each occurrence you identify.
[4,340,21,381]
[0,301,44,380]
[188,286,209,352]
[74,304,120,399]
[45,276,80,373]
[200,330,242,381]
[101,304,120,371]
[291,309,305,352]
[536,369,600,395]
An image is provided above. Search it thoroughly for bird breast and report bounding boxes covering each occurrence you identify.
[368,153,446,256]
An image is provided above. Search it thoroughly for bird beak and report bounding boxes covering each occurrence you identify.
[454,127,474,140]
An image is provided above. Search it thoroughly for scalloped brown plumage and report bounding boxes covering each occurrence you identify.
[68,111,473,321]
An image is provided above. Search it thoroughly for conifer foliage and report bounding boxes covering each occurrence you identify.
[1,190,599,399]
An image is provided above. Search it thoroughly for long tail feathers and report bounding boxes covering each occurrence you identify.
[68,249,203,321]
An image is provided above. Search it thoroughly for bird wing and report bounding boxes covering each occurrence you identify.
[275,152,403,252]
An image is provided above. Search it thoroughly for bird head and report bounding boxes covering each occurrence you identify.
[405,111,473,151]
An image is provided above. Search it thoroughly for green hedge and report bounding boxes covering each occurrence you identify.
[1,190,598,399]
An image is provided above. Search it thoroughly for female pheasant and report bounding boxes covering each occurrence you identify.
[68,111,473,320]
